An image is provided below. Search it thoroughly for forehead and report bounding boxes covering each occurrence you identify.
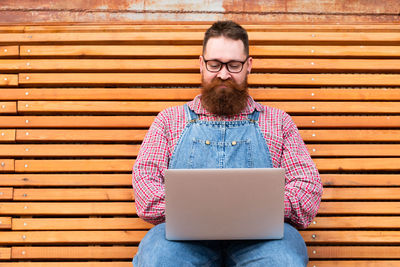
[204,36,246,61]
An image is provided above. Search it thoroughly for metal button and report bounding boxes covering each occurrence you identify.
[231,141,237,146]
[205,140,210,145]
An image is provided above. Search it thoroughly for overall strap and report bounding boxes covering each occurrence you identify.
[247,109,260,122]
[184,104,198,122]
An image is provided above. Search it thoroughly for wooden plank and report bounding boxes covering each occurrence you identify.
[323,188,400,200]
[13,218,152,230]
[2,31,400,44]
[0,187,13,200]
[0,115,398,128]
[0,144,140,157]
[319,202,400,215]
[16,129,399,142]
[300,130,400,142]
[308,144,400,156]
[321,174,400,186]
[293,116,400,128]
[309,216,400,229]
[0,174,131,186]
[16,129,147,142]
[13,188,134,201]
[15,160,133,172]
[0,217,12,229]
[0,75,18,87]
[18,100,400,114]
[0,262,131,267]
[20,45,202,57]
[0,46,18,57]
[20,45,400,58]
[303,231,400,244]
[0,129,15,142]
[0,102,16,113]
[11,246,137,259]
[252,45,400,57]
[315,158,400,171]
[308,246,400,259]
[18,73,400,86]
[2,88,400,101]
[0,230,146,244]
[308,261,400,267]
[0,248,11,260]
[0,116,154,128]
[3,58,400,72]
[0,159,14,172]
[0,203,136,215]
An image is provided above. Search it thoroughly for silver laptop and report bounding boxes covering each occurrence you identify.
[165,168,285,240]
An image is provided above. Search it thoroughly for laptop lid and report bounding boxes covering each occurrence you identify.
[165,168,285,240]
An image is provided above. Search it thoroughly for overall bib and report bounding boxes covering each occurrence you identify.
[169,104,273,169]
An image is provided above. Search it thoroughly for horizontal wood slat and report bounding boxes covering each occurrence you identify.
[14,160,134,172]
[0,262,131,267]
[309,217,400,229]
[16,129,147,142]
[0,75,18,86]
[0,46,18,57]
[319,202,400,215]
[314,158,400,171]
[2,88,400,101]
[0,129,16,142]
[11,129,400,142]
[13,188,134,201]
[0,231,146,244]
[302,231,400,244]
[0,187,13,200]
[0,217,12,229]
[323,188,400,200]
[0,248,11,260]
[0,174,131,186]
[0,144,139,157]
[307,261,400,267]
[0,159,14,172]
[11,246,137,259]
[19,45,400,58]
[17,101,400,114]
[12,218,152,230]
[2,31,400,44]
[17,73,400,86]
[308,144,400,156]
[2,59,400,72]
[0,116,398,128]
[321,174,400,186]
[0,203,136,215]
[0,102,17,113]
[307,246,400,259]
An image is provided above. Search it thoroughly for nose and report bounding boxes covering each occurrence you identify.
[216,64,231,80]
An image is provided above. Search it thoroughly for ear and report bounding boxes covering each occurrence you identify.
[199,55,204,73]
[246,56,253,74]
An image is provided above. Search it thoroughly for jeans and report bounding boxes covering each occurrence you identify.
[133,223,308,267]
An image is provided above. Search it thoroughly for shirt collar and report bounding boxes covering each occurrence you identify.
[187,94,264,116]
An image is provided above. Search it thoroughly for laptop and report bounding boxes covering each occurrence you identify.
[165,168,285,240]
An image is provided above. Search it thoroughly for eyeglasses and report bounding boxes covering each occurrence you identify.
[203,56,249,73]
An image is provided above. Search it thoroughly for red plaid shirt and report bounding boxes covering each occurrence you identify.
[133,95,322,229]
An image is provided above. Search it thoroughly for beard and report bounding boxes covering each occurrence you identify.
[200,76,249,116]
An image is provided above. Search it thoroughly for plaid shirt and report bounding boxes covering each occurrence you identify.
[133,95,322,229]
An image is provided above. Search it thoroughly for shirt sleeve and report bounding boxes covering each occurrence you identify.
[132,112,170,225]
[281,112,323,229]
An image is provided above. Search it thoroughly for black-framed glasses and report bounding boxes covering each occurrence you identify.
[203,56,249,73]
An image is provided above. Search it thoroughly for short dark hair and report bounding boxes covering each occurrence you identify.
[203,20,249,56]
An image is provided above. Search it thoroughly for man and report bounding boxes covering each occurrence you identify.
[132,20,323,266]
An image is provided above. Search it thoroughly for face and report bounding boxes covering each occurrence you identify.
[199,36,253,116]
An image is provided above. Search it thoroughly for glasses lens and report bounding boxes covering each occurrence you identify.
[227,61,243,73]
[206,60,222,72]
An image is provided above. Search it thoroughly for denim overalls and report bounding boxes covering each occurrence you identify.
[169,104,273,169]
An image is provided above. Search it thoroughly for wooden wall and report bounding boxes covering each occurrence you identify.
[0,0,399,24]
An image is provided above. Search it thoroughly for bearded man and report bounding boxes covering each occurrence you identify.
[132,20,323,266]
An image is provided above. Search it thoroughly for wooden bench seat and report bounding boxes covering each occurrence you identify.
[1,23,400,266]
